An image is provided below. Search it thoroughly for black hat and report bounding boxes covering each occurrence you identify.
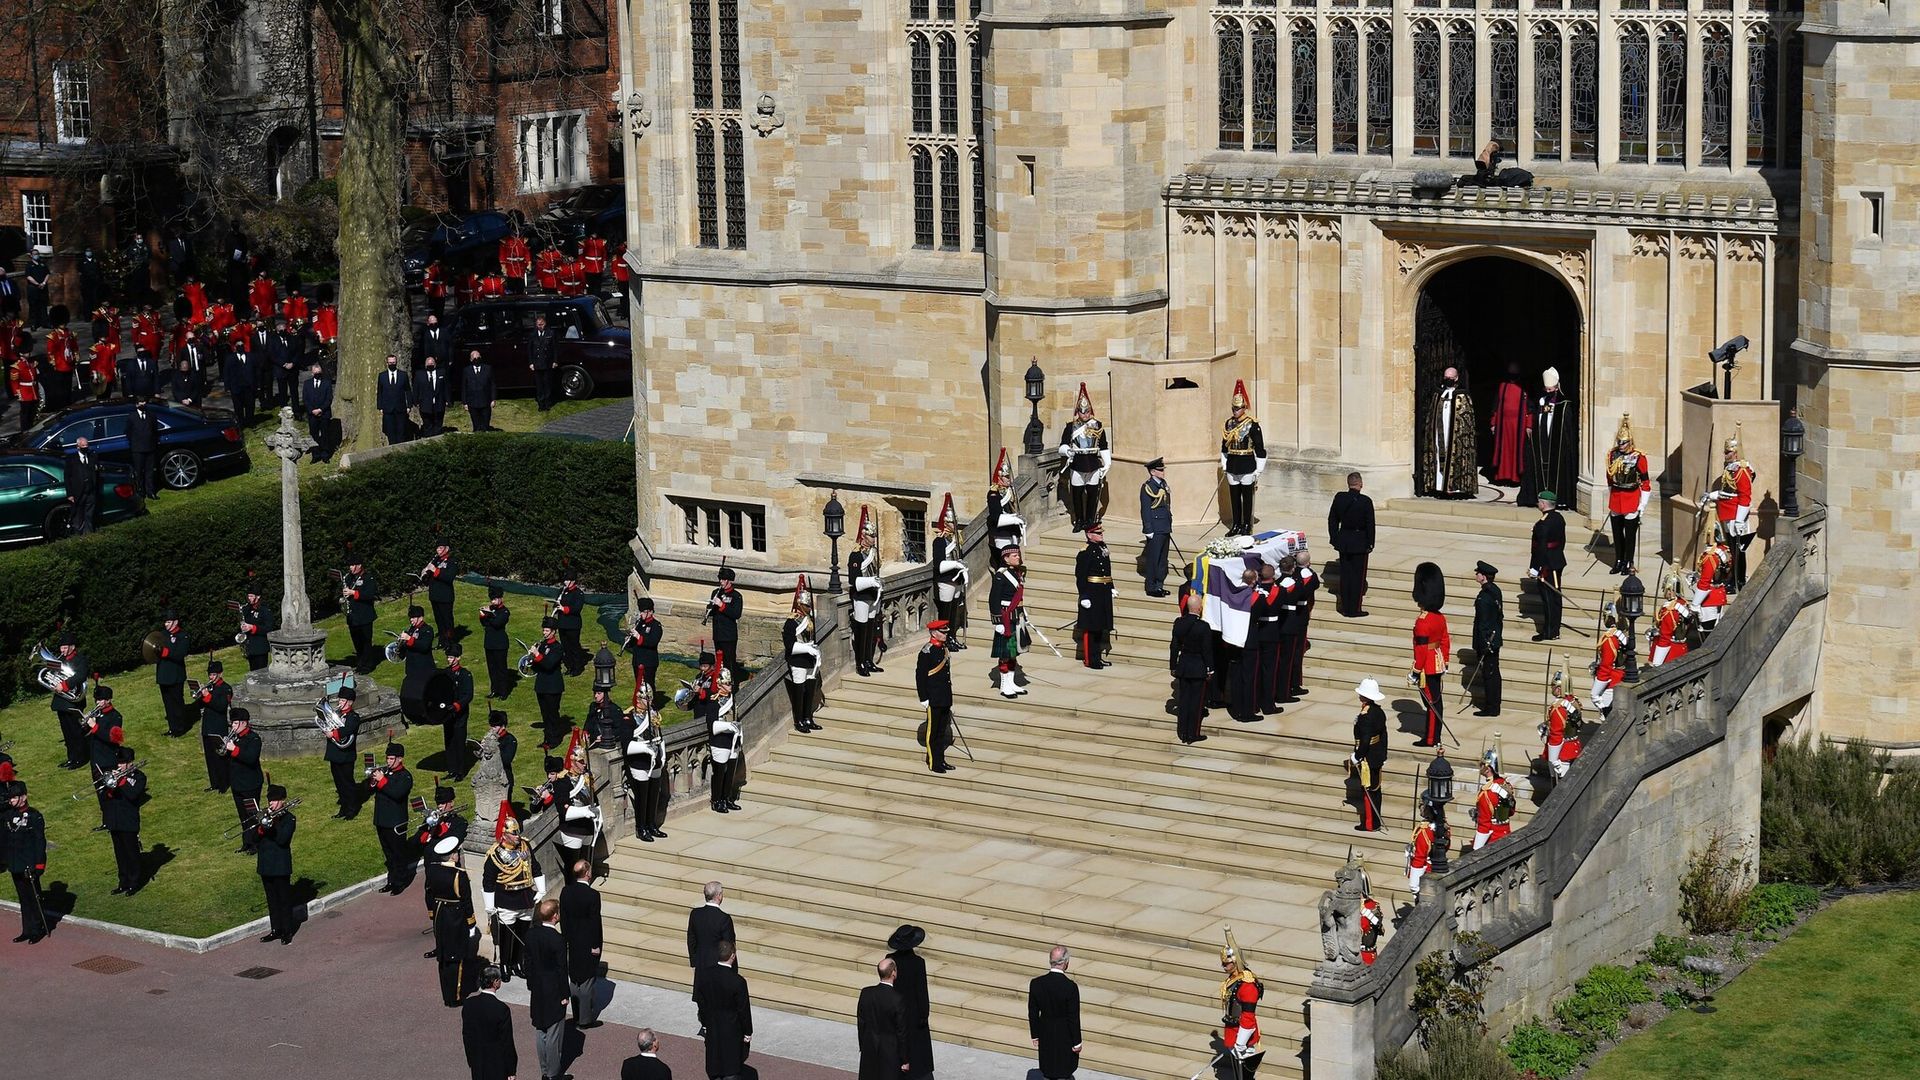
[116,743,136,762]
[1145,457,1166,471]
[347,547,363,564]
[58,630,76,647]
[699,650,716,666]
[435,784,455,803]
[408,605,425,619]
[488,585,505,600]
[541,615,558,630]
[489,711,509,728]
[95,685,113,701]
[1473,560,1498,579]
[207,659,223,673]
[888,924,927,951]
[230,707,251,725]
[1413,561,1447,613]
[544,755,564,773]
[7,781,25,799]
[386,741,405,758]
[717,567,736,582]
[446,642,463,658]
[337,685,357,701]
[635,597,654,612]
[267,783,288,802]
[162,609,179,623]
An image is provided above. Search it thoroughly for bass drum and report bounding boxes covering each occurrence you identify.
[400,669,456,726]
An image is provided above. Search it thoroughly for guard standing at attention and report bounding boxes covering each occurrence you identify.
[849,507,885,676]
[783,578,822,734]
[1220,380,1267,537]
[1411,563,1450,748]
[1528,493,1567,642]
[708,567,745,685]
[1139,459,1173,597]
[990,547,1029,700]
[930,495,969,645]
[915,621,956,774]
[1058,383,1111,533]
[1350,679,1388,832]
[1074,522,1115,669]
[479,586,513,700]
[153,610,191,737]
[1605,415,1650,574]
[1470,561,1503,717]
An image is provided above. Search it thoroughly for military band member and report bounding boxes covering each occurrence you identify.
[916,620,956,774]
[1528,492,1567,641]
[482,807,543,978]
[624,597,663,696]
[1472,762,1514,849]
[50,631,90,770]
[1605,415,1651,574]
[1136,459,1177,598]
[427,835,480,1005]
[238,586,274,672]
[708,567,745,684]
[930,495,969,645]
[584,685,623,749]
[1220,380,1267,537]
[417,781,470,853]
[225,709,265,854]
[528,617,566,747]
[1590,607,1627,716]
[709,670,744,813]
[322,686,364,818]
[990,546,1030,700]
[478,585,513,700]
[342,553,379,674]
[1647,583,1693,667]
[368,739,415,892]
[625,688,669,842]
[7,779,51,943]
[849,505,885,676]
[1470,561,1503,717]
[783,578,822,733]
[1058,383,1111,533]
[100,743,148,894]
[254,783,297,942]
[1692,530,1733,637]
[1075,522,1115,669]
[199,657,233,791]
[154,609,191,736]
[555,573,588,676]
[84,685,125,820]
[1170,590,1214,744]
[1542,672,1581,779]
[1411,563,1450,748]
[986,449,1026,568]
[445,643,475,780]
[1704,435,1757,591]
[401,605,436,677]
[1351,679,1388,832]
[423,540,459,648]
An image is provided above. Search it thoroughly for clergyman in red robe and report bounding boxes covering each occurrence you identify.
[1489,362,1529,486]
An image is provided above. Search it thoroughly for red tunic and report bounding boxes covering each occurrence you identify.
[9,357,37,402]
[89,340,118,384]
[95,306,121,347]
[558,259,587,296]
[423,263,448,299]
[1696,551,1728,609]
[208,301,236,335]
[249,277,277,318]
[280,295,311,323]
[184,282,209,324]
[1715,466,1754,524]
[1545,699,1575,746]
[535,249,564,291]
[499,235,532,277]
[1222,975,1261,1049]
[1475,781,1512,842]
[1412,611,1450,675]
[1607,450,1650,515]
[1649,603,1690,661]
[611,243,630,283]
[1595,631,1625,688]
[1408,823,1433,870]
[314,304,339,343]
[581,236,608,274]
[46,328,76,372]
[228,320,255,350]
[132,312,160,355]
[1489,379,1528,485]
[479,274,507,299]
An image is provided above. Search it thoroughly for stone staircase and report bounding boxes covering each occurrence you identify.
[602,496,1623,1080]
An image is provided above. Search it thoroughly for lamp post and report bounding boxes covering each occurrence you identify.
[1619,571,1645,685]
[592,645,617,693]
[1022,360,1047,457]
[824,491,846,594]
[1425,748,1454,874]
[1780,408,1806,517]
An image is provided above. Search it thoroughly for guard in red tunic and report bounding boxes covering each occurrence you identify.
[248,271,278,320]
[581,235,608,291]
[610,241,631,300]
[1472,763,1513,850]
[1605,414,1651,574]
[478,271,507,299]
[45,321,77,406]
[1541,671,1582,778]
[1691,532,1732,636]
[1406,806,1439,900]
[132,306,162,355]
[1358,893,1384,965]
[88,338,118,400]
[1411,562,1449,747]
[558,256,587,297]
[279,289,311,325]
[1590,606,1626,715]
[1704,435,1757,591]
[1647,583,1693,667]
[499,229,533,286]
[535,246,564,292]
[1216,932,1264,1078]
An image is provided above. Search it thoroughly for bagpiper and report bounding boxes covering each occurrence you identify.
[1220,380,1267,537]
[985,450,1026,568]
[1472,762,1514,850]
[1074,521,1115,669]
[1647,580,1694,667]
[989,546,1031,700]
[1542,670,1582,779]
[848,506,885,676]
[624,685,669,842]
[1605,414,1651,574]
[1691,529,1733,637]
[481,805,543,978]
[930,494,969,647]
[1410,563,1450,748]
[783,577,822,733]
[1058,382,1111,532]
[1703,433,1757,591]
[1215,931,1265,1078]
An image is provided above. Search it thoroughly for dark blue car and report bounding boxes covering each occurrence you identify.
[10,402,252,490]
[402,210,523,285]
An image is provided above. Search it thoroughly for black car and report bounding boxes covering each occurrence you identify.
[402,209,523,285]
[532,184,624,247]
[0,450,143,544]
[451,295,631,399]
[10,402,252,490]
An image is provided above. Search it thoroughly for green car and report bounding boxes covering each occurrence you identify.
[0,450,144,544]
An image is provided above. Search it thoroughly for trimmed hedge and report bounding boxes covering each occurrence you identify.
[0,434,635,706]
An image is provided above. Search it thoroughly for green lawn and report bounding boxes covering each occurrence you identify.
[1,580,696,938]
[1585,892,1920,1080]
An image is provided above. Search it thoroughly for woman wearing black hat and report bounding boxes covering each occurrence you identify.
[887,924,935,1077]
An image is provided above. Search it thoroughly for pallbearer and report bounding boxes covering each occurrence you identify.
[1219,380,1267,537]
[848,506,885,676]
[1058,383,1110,532]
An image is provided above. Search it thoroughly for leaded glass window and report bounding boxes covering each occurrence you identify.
[718,0,741,109]
[912,147,934,248]
[971,34,984,143]
[938,0,954,19]
[1447,22,1474,157]
[1490,23,1519,149]
[1291,21,1317,152]
[971,148,986,252]
[722,122,746,249]
[910,0,927,18]
[1413,22,1441,155]
[938,148,960,250]
[911,35,932,134]
[1618,24,1649,162]
[694,122,719,248]
[938,33,959,134]
[1569,24,1598,161]
[1655,23,1686,164]
[1332,21,1360,153]
[1252,19,1279,151]
[1365,22,1391,155]
[1701,26,1732,166]
[1219,21,1244,150]
[1747,27,1776,166]
[1533,24,1562,159]
[691,0,714,109]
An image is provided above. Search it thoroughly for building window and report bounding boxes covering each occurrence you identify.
[1330,21,1360,154]
[1490,23,1518,150]
[899,503,929,562]
[1251,19,1278,152]
[911,35,932,134]
[1746,26,1777,166]
[1533,24,1562,160]
[722,122,747,249]
[912,147,935,248]
[1364,21,1391,154]
[21,192,50,251]
[674,498,769,553]
[53,62,91,144]
[1700,26,1733,166]
[538,0,566,35]
[1290,21,1317,152]
[971,148,986,252]
[907,3,979,254]
[1569,24,1599,161]
[1654,23,1687,164]
[694,122,720,248]
[690,0,713,110]
[938,147,961,250]
[717,0,742,109]
[1618,24,1650,163]
[938,33,958,134]
[1413,22,1441,155]
[1218,20,1245,149]
[1446,21,1475,157]
[691,0,747,249]
[516,112,588,193]
[971,37,986,252]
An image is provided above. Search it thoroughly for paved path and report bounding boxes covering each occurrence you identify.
[541,401,634,441]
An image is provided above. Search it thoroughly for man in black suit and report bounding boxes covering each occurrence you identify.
[302,361,333,462]
[417,311,453,369]
[1028,946,1082,1080]
[562,858,604,1028]
[463,966,520,1080]
[125,349,160,403]
[1528,491,1568,641]
[462,350,496,433]
[885,924,933,1077]
[267,317,299,406]
[527,899,571,1080]
[857,957,910,1080]
[1327,471,1376,617]
[687,880,736,988]
[376,354,411,446]
[128,397,159,499]
[621,1029,672,1080]
[64,436,99,536]
[415,354,449,438]
[694,938,753,1080]
[1471,560,1504,716]
[224,341,256,427]
[528,315,558,411]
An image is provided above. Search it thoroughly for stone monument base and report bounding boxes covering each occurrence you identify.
[234,628,403,755]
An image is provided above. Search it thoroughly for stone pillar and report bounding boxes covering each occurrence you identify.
[1307,995,1377,1080]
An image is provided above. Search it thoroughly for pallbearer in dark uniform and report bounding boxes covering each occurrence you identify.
[915,621,956,774]
[531,618,567,748]
[1350,678,1388,832]
[102,744,148,894]
[849,505,885,676]
[1470,561,1504,717]
[623,597,662,697]
[887,923,937,1078]
[1170,590,1214,744]
[1220,380,1267,536]
[1058,382,1111,532]
[444,644,475,779]
[479,586,512,700]
[1139,458,1173,597]
[322,686,364,818]
[708,670,744,812]
[423,540,459,648]
[1286,552,1320,698]
[1327,472,1375,617]
[224,709,265,853]
[1074,522,1115,669]
[555,572,588,676]
[1410,563,1450,748]
[342,552,378,674]
[368,739,416,892]
[7,779,51,943]
[153,609,191,736]
[625,687,669,842]
[707,567,745,685]
[482,807,543,978]
[1245,564,1282,718]
[1528,493,1567,641]
[990,546,1030,700]
[238,585,275,672]
[427,835,480,1006]
[49,632,90,769]
[253,783,297,942]
[783,577,822,733]
[930,494,969,646]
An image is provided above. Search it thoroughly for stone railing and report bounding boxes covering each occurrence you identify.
[1307,508,1828,1075]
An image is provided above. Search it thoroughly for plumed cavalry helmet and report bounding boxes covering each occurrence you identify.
[988,447,1013,493]
[934,493,958,537]
[1615,413,1635,450]
[791,574,813,613]
[1074,382,1094,418]
[1230,378,1250,413]
[856,504,878,548]
[1219,926,1246,970]
[1412,561,1446,613]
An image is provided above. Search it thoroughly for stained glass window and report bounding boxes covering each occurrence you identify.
[1365,22,1392,155]
[1618,24,1649,162]
[1219,21,1244,150]
[971,148,986,252]
[1332,21,1360,153]
[722,122,746,249]
[718,0,742,109]
[1701,26,1732,166]
[694,122,719,248]
[1252,19,1278,151]
[1413,22,1441,155]
[1291,21,1317,152]
[939,147,960,250]
[938,33,958,134]
[1747,27,1777,166]
[911,35,932,134]
[1490,23,1518,149]
[1447,22,1475,157]
[1569,23,1598,161]
[1533,24,1562,159]
[691,0,713,110]
[1655,23,1686,164]
[912,147,934,249]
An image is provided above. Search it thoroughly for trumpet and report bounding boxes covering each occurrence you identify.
[72,759,145,799]
[78,701,109,732]
[525,781,555,807]
[223,797,302,839]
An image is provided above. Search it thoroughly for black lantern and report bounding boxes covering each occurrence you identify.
[1425,747,1455,805]
[824,491,846,593]
[1425,748,1454,874]
[592,645,617,693]
[1023,360,1047,457]
[1780,408,1806,517]
[1620,572,1645,684]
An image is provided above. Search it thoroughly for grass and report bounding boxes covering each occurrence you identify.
[1584,891,1920,1080]
[1,580,697,938]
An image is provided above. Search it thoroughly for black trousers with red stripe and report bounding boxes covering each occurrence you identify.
[1251,633,1281,712]
[1421,673,1444,745]
[1080,629,1107,667]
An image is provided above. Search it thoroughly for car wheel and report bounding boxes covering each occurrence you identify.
[560,365,594,400]
[43,505,73,541]
[161,449,202,490]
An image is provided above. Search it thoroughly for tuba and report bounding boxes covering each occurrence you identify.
[516,638,540,677]
[383,630,406,665]
[313,698,348,740]
[34,643,78,694]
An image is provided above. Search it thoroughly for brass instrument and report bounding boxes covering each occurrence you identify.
[330,568,353,605]
[223,797,302,840]
[313,697,349,741]
[393,794,428,836]
[525,780,555,807]
[383,629,406,665]
[516,637,540,677]
[227,599,249,645]
[77,701,109,732]
[33,642,79,694]
[72,759,144,799]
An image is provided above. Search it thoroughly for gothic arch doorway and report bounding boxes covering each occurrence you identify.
[1413,255,1581,500]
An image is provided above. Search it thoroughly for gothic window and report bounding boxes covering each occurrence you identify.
[971,34,984,143]
[1655,23,1686,164]
[1447,21,1474,157]
[1490,23,1518,150]
[1413,22,1441,155]
[1364,21,1392,155]
[1291,21,1317,152]
[1532,24,1562,159]
[938,33,959,134]
[722,122,746,249]
[1252,19,1279,151]
[939,147,961,250]
[911,0,927,18]
[912,147,934,248]
[1618,24,1649,162]
[690,0,714,109]
[911,35,932,134]
[971,148,986,251]
[1701,26,1732,166]
[1331,21,1360,153]
[1218,20,1245,150]
[718,0,742,110]
[1747,26,1777,166]
[1569,23,1598,161]
[694,121,720,248]
[938,0,955,18]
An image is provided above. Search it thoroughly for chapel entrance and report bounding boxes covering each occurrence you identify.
[1412,255,1581,500]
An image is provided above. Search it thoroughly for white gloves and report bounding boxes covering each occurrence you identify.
[1080,598,1091,609]
[1637,491,1650,515]
[1219,455,1229,473]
